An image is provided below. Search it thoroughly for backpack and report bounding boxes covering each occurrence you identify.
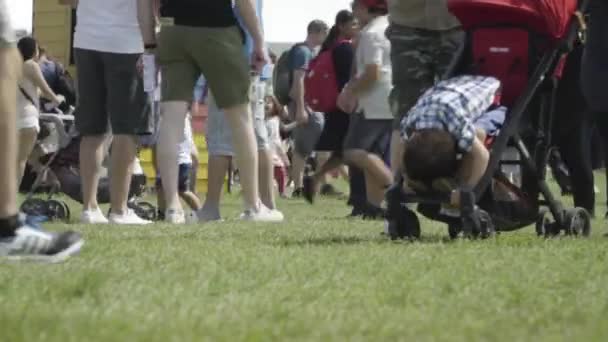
[273,43,304,106]
[304,40,349,113]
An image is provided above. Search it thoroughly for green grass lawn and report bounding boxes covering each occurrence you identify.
[2,174,608,341]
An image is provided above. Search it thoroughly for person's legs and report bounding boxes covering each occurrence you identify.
[109,135,137,214]
[80,135,108,211]
[74,48,110,218]
[200,155,231,221]
[0,45,20,221]
[344,149,393,188]
[177,164,201,211]
[16,127,38,185]
[157,102,189,213]
[258,148,275,209]
[199,92,234,221]
[104,51,150,223]
[292,111,324,195]
[0,12,82,260]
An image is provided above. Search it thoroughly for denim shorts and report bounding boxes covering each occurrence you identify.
[206,78,269,156]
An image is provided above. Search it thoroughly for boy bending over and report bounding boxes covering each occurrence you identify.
[400,75,506,206]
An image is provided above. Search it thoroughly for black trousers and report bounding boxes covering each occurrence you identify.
[554,44,595,214]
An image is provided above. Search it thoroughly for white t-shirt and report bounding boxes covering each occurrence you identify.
[355,16,393,120]
[73,0,144,54]
[178,115,195,165]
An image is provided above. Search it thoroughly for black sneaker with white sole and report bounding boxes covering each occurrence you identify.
[0,225,84,263]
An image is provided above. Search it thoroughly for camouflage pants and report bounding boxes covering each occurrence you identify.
[387,24,464,129]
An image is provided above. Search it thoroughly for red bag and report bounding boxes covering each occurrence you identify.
[305,40,349,113]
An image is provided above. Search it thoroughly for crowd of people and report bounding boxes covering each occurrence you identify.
[0,0,608,261]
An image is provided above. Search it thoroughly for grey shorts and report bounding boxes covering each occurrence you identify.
[74,48,150,136]
[0,0,14,47]
[293,111,325,158]
[205,78,269,156]
[343,113,392,153]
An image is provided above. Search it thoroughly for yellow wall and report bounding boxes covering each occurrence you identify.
[32,1,73,68]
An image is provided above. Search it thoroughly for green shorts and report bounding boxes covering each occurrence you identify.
[157,25,250,109]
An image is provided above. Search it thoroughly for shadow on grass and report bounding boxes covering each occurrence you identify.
[275,233,450,247]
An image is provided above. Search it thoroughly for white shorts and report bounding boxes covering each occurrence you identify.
[17,106,40,132]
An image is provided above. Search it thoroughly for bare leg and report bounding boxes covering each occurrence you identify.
[363,169,386,207]
[199,155,231,221]
[179,191,202,211]
[16,127,38,185]
[223,103,259,210]
[258,148,276,209]
[344,149,393,188]
[80,135,108,211]
[0,47,21,218]
[291,153,307,190]
[157,101,188,213]
[109,135,137,215]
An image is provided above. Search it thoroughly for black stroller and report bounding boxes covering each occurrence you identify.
[385,0,592,239]
[20,114,157,222]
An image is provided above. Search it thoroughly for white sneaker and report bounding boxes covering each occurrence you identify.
[81,207,109,224]
[109,209,152,225]
[0,225,84,263]
[240,205,284,222]
[165,209,186,224]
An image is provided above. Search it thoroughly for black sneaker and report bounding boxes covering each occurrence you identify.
[291,188,304,198]
[320,184,344,197]
[347,206,365,218]
[362,204,386,220]
[302,176,316,204]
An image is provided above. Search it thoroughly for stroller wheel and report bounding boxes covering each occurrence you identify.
[387,209,420,240]
[20,198,48,217]
[129,201,157,221]
[563,208,591,237]
[46,200,68,222]
[61,201,72,221]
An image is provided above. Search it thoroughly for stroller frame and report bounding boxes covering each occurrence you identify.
[385,0,591,239]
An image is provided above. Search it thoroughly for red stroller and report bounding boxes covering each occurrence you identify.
[385,0,591,239]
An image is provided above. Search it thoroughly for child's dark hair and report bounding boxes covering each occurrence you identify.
[17,36,38,61]
[403,129,459,183]
[321,10,355,52]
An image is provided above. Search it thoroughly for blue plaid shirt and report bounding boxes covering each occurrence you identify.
[401,76,501,152]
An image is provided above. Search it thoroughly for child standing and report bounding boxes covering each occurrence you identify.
[156,114,202,222]
[265,93,290,198]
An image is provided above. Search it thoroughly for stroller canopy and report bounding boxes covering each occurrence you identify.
[448,0,578,40]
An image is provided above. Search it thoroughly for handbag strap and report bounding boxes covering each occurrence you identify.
[19,86,38,108]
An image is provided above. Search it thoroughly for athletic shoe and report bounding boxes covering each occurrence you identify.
[109,209,152,225]
[80,207,109,224]
[319,184,344,197]
[164,209,186,224]
[302,176,316,204]
[239,205,284,222]
[291,188,304,198]
[0,225,84,263]
[197,208,223,223]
